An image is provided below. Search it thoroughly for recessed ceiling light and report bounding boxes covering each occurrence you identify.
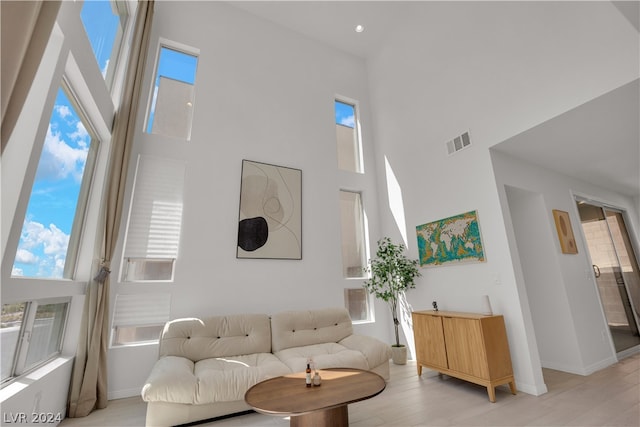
[355,25,364,33]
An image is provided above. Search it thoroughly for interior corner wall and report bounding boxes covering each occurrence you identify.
[365,1,637,395]
[492,150,637,373]
[107,1,388,397]
[502,183,584,373]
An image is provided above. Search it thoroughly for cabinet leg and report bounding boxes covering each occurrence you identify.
[417,365,422,376]
[508,380,517,395]
[487,386,496,403]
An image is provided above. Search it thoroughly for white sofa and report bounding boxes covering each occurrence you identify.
[141,307,391,427]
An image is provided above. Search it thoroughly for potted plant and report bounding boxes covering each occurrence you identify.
[363,237,421,364]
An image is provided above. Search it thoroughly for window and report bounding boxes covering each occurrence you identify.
[11,84,99,279]
[121,155,186,282]
[335,99,362,173]
[339,191,368,278]
[344,288,371,322]
[81,0,129,88]
[1,303,25,381]
[1,300,69,384]
[146,46,198,139]
[111,294,170,346]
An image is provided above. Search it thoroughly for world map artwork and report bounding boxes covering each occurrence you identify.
[416,210,485,267]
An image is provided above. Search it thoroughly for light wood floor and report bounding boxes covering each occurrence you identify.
[60,353,639,427]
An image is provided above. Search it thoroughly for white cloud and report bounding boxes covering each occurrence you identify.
[12,267,24,276]
[19,220,69,256]
[14,248,38,264]
[69,120,89,145]
[17,219,69,278]
[55,105,72,119]
[42,223,69,256]
[52,257,66,278]
[36,125,88,182]
[340,115,355,128]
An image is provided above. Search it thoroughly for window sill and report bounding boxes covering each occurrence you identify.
[352,319,375,325]
[0,356,73,402]
[109,340,159,349]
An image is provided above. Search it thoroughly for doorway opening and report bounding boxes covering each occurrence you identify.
[576,199,640,355]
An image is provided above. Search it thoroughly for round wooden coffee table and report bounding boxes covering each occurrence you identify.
[245,368,386,427]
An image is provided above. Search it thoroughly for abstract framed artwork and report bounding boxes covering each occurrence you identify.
[237,160,302,259]
[552,209,578,254]
[416,210,486,267]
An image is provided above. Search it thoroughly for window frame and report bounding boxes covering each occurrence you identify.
[144,39,200,141]
[344,287,373,323]
[109,293,171,347]
[339,189,369,279]
[335,96,364,174]
[10,76,101,280]
[80,0,130,91]
[119,155,186,283]
[1,298,70,386]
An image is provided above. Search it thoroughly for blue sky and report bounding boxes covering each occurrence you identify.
[335,101,355,128]
[12,1,119,278]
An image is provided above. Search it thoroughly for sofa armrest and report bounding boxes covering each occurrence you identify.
[339,334,391,369]
[141,356,197,404]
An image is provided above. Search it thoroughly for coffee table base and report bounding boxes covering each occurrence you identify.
[290,405,348,427]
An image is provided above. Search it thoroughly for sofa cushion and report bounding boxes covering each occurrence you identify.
[142,353,291,405]
[158,314,272,361]
[195,353,291,403]
[274,342,369,373]
[271,307,353,352]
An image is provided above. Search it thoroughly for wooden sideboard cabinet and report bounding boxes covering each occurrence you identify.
[411,310,517,402]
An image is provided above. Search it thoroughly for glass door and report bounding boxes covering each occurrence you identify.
[577,200,640,354]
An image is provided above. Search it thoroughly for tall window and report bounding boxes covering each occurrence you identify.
[81,0,129,88]
[11,85,99,279]
[146,46,198,140]
[121,155,186,282]
[335,100,363,173]
[339,191,367,279]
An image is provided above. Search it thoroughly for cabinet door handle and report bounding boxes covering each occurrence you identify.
[593,264,600,278]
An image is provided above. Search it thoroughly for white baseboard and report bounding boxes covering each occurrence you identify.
[108,387,142,400]
[510,380,548,396]
[542,355,618,376]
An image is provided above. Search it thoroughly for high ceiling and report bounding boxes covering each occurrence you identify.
[229,1,419,59]
[492,79,639,197]
[228,1,640,198]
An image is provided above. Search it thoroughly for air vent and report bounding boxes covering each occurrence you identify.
[446,131,472,155]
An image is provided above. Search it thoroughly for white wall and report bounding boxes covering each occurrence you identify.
[495,151,639,374]
[108,1,388,397]
[365,1,638,396]
[106,0,639,398]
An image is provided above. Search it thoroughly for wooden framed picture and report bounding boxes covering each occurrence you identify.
[552,209,578,254]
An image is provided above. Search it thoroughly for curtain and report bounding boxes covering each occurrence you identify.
[67,1,155,417]
[1,1,61,154]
